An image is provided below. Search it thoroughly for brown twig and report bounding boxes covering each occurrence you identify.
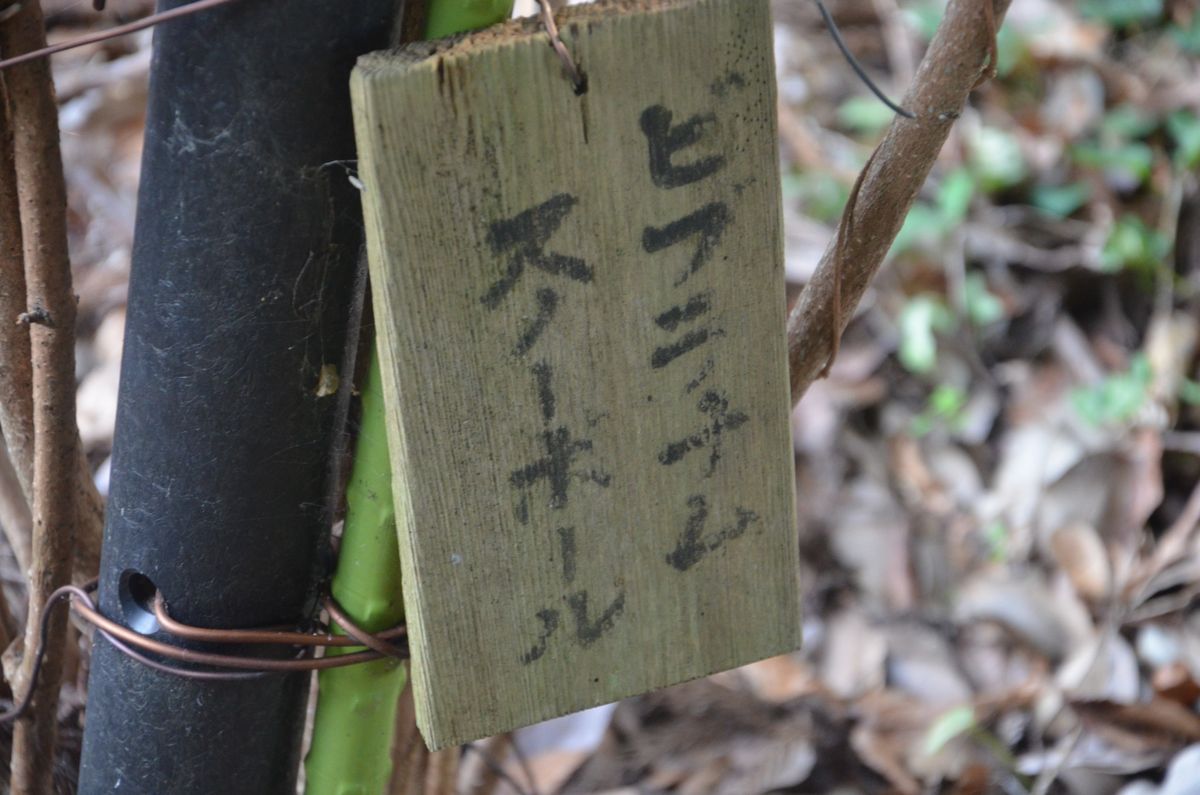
[1,4,105,595]
[787,0,1010,402]
[0,445,29,642]
[0,71,35,573]
[0,1,81,790]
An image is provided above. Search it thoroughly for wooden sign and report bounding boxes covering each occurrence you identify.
[352,0,799,749]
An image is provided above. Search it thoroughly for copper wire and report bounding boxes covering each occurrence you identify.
[322,595,406,659]
[153,593,406,649]
[0,580,409,722]
[74,589,407,672]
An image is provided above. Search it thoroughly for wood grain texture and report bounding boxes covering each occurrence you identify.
[352,0,799,749]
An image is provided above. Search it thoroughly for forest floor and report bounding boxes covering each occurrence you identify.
[28,0,1200,793]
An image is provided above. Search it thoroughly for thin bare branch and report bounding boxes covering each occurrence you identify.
[787,0,1012,403]
[0,1,81,789]
[0,443,31,609]
[0,72,34,573]
[1,12,103,595]
[0,447,22,649]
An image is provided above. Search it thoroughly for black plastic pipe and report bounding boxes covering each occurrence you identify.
[78,1,399,791]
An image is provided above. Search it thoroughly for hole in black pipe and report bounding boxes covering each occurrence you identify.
[119,570,160,635]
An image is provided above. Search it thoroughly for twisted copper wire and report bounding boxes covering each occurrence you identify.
[0,580,408,723]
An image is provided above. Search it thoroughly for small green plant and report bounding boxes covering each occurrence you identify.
[783,171,850,225]
[892,168,975,255]
[1072,105,1161,190]
[1073,140,1155,188]
[924,705,978,756]
[911,384,969,437]
[923,704,1022,774]
[899,295,956,374]
[1030,182,1092,218]
[1167,110,1200,170]
[969,127,1027,192]
[1072,354,1154,425]
[837,95,896,135]
[1100,104,1159,139]
[1100,215,1170,277]
[1172,14,1200,54]
[982,520,1009,563]
[962,272,1005,327]
[1080,0,1163,28]
[1179,378,1200,407]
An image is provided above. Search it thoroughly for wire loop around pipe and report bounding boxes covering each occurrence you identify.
[0,580,409,724]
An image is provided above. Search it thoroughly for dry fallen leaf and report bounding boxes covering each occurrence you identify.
[1051,521,1113,602]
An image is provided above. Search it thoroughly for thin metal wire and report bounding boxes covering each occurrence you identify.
[153,593,406,649]
[815,0,914,120]
[0,584,78,723]
[0,579,409,723]
[322,594,406,659]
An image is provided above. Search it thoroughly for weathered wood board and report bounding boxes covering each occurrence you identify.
[352,0,799,749]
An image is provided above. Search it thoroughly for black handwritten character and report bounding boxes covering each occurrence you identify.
[642,202,731,285]
[510,429,612,523]
[665,495,759,572]
[640,105,726,188]
[510,363,611,524]
[480,194,593,355]
[567,590,626,647]
[557,526,577,584]
[520,608,560,664]
[649,293,724,370]
[658,390,748,476]
[518,588,626,664]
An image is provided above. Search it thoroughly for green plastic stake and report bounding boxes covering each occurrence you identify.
[305,2,515,792]
[305,354,408,795]
[426,0,516,39]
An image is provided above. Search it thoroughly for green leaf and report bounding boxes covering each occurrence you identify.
[902,2,944,41]
[969,127,1027,192]
[937,168,976,225]
[923,706,977,756]
[892,202,947,255]
[1101,105,1159,140]
[1030,182,1092,218]
[1180,378,1200,407]
[837,95,896,135]
[963,273,1005,326]
[1080,0,1163,27]
[1167,110,1200,170]
[783,171,850,225]
[899,296,955,375]
[994,25,1026,77]
[1101,215,1170,275]
[1073,141,1155,188]
[929,384,968,419]
[1172,14,1200,54]
[1072,354,1154,425]
[983,521,1009,563]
